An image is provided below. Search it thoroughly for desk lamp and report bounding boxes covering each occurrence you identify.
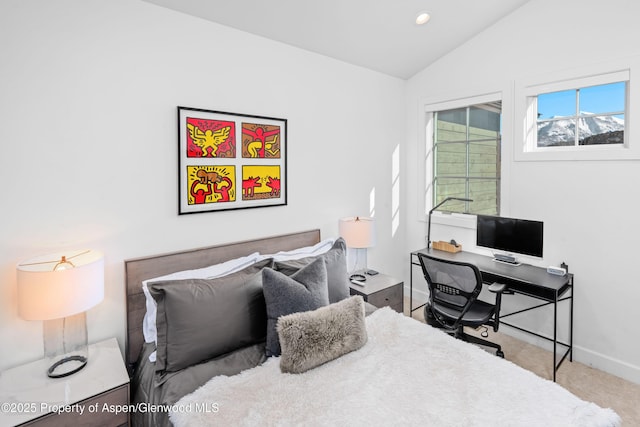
[426,197,473,249]
[17,250,104,378]
[338,216,376,277]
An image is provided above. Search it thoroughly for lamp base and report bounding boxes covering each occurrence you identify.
[349,273,367,282]
[347,247,369,274]
[47,354,87,378]
[43,312,89,378]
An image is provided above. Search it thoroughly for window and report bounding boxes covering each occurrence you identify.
[431,101,501,215]
[515,65,637,161]
[536,81,625,148]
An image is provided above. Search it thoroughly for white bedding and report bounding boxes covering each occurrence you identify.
[170,308,620,427]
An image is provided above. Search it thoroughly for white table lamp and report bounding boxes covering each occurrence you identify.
[17,250,104,378]
[339,216,376,274]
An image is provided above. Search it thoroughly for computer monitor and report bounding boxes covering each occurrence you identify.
[476,215,544,260]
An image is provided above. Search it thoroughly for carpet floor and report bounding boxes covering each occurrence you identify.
[404,298,640,425]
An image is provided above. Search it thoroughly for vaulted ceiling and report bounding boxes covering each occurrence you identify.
[143,0,531,79]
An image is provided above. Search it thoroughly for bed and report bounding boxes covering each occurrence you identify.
[125,229,620,427]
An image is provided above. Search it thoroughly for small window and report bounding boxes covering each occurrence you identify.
[516,67,634,161]
[536,82,625,147]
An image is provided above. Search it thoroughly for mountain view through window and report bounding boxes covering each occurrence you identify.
[536,82,625,147]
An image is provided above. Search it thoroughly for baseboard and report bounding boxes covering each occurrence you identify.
[407,287,428,301]
[572,344,640,385]
[406,287,428,316]
[499,324,640,385]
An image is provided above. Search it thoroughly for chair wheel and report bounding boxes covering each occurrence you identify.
[496,350,505,358]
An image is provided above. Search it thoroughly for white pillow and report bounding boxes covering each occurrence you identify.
[142,252,261,349]
[257,237,336,262]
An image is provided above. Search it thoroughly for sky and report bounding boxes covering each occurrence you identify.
[537,81,625,119]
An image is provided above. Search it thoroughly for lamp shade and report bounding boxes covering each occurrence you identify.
[338,216,376,248]
[17,250,104,321]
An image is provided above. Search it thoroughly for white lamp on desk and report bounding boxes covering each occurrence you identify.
[17,250,104,378]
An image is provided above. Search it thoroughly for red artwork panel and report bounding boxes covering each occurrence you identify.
[186,118,236,158]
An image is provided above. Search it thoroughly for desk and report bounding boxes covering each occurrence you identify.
[410,248,573,381]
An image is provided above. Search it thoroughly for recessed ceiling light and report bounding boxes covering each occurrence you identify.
[415,12,431,25]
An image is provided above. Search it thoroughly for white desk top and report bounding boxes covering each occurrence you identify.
[0,338,129,427]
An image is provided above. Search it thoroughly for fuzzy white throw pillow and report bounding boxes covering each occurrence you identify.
[277,295,367,374]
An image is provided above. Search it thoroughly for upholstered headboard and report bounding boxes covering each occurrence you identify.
[124,229,321,371]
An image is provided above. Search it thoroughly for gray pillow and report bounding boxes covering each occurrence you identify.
[274,238,349,303]
[277,295,368,374]
[149,258,273,372]
[262,257,330,357]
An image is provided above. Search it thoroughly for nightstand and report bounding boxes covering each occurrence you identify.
[349,272,404,313]
[0,338,130,427]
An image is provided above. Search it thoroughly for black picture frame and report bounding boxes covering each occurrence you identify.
[177,106,287,214]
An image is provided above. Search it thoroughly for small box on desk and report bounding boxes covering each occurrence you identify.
[432,241,462,253]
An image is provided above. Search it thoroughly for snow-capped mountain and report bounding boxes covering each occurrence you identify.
[537,114,624,146]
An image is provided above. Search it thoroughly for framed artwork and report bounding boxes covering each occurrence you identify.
[178,106,287,214]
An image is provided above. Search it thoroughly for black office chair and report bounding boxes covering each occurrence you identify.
[417,253,505,357]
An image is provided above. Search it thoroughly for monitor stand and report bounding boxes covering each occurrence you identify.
[492,253,521,266]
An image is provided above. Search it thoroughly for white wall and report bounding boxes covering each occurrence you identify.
[405,0,640,383]
[0,0,405,371]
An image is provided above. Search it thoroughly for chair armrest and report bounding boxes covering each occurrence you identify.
[488,282,506,293]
